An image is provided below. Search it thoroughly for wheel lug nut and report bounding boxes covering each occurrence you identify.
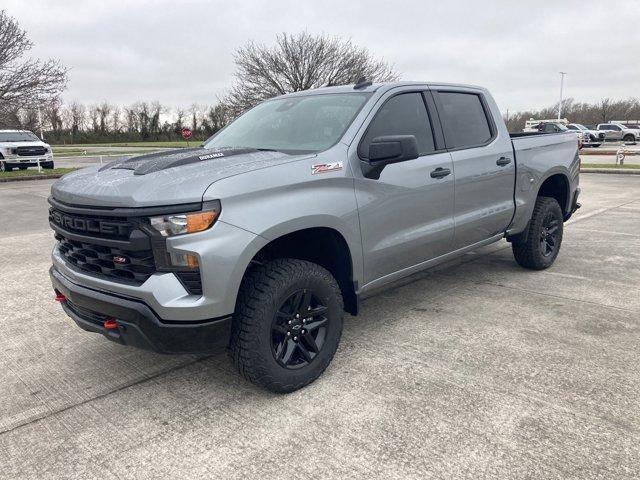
[286,332,291,336]
[288,320,292,325]
[295,314,300,319]
[301,329,306,334]
[293,336,298,341]
[302,319,306,323]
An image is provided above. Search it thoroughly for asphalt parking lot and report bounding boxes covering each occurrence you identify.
[1,174,639,479]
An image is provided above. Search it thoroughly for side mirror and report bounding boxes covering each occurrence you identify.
[361,135,419,179]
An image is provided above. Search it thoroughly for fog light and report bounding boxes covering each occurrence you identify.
[169,251,199,268]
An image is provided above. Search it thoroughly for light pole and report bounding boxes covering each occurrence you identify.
[557,72,566,121]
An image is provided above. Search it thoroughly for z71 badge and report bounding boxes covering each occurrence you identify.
[311,162,343,175]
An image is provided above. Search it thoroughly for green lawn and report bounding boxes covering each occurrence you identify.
[52,148,156,157]
[581,163,640,169]
[0,168,78,179]
[52,141,198,149]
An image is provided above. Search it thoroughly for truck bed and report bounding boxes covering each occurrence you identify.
[507,131,580,236]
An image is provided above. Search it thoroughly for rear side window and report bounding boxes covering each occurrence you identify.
[437,92,493,148]
[360,92,435,157]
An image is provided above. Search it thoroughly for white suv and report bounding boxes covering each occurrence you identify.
[0,130,54,172]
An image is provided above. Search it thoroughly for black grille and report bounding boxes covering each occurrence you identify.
[175,271,203,295]
[56,233,155,284]
[49,209,132,240]
[16,146,47,157]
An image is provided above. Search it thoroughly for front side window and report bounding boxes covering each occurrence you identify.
[437,92,493,148]
[360,92,435,158]
[203,93,370,154]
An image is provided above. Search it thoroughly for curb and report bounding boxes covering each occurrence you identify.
[0,174,65,183]
[581,168,640,175]
[581,150,639,156]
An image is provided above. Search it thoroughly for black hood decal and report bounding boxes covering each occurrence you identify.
[101,147,267,175]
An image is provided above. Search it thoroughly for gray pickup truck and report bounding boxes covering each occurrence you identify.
[49,81,580,392]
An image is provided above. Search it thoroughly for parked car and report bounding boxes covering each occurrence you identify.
[596,122,639,143]
[533,122,584,148]
[0,130,54,172]
[49,81,580,392]
[566,123,604,147]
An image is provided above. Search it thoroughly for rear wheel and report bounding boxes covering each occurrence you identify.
[623,134,635,143]
[229,258,344,393]
[512,196,564,270]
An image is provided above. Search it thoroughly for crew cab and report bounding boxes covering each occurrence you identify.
[597,122,639,143]
[0,130,54,172]
[49,81,580,392]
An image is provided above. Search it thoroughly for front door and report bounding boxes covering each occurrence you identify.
[353,90,455,285]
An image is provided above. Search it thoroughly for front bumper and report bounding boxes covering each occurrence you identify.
[51,266,232,354]
[4,154,53,167]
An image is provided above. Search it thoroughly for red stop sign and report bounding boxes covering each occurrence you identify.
[181,127,192,140]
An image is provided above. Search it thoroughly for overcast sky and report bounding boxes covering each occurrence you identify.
[5,0,639,114]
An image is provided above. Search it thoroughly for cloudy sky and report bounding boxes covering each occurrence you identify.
[5,0,639,114]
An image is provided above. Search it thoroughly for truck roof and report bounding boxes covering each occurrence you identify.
[272,81,487,99]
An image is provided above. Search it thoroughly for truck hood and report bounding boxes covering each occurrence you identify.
[0,140,49,149]
[51,147,312,207]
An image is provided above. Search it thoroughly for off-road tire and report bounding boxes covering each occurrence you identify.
[512,196,564,270]
[623,134,636,143]
[229,258,344,393]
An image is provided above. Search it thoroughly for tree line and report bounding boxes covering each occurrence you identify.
[24,101,232,144]
[505,97,640,132]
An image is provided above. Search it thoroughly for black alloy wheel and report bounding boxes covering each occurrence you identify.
[271,289,329,369]
[539,212,560,257]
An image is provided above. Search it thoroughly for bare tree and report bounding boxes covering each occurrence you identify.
[223,32,398,116]
[64,102,86,140]
[0,10,67,124]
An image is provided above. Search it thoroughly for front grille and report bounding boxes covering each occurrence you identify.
[56,233,155,284]
[49,209,132,241]
[49,199,204,295]
[16,146,47,157]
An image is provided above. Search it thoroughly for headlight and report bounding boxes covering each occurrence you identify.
[148,201,221,237]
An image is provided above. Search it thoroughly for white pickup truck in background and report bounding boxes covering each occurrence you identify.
[596,122,640,143]
[0,130,54,172]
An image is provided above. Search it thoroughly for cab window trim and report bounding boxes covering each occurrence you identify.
[432,90,497,152]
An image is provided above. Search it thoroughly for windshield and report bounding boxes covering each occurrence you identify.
[203,93,371,154]
[0,131,40,142]
[572,124,587,130]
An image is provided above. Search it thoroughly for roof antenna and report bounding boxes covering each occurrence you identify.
[354,77,372,90]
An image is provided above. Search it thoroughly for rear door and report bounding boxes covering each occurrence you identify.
[432,88,515,249]
[353,89,455,285]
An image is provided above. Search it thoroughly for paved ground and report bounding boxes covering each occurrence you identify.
[1,175,639,479]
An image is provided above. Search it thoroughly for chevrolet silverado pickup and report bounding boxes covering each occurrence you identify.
[49,81,580,392]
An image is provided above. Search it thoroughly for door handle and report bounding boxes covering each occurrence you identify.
[430,167,451,179]
[496,157,512,166]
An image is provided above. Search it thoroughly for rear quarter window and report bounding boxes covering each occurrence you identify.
[437,92,493,148]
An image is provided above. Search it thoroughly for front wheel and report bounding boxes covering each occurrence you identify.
[512,196,564,270]
[0,162,11,172]
[229,258,344,393]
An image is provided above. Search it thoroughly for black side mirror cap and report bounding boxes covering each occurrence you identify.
[361,135,419,179]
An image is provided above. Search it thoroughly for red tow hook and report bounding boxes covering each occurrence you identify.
[103,318,119,330]
[54,293,66,302]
